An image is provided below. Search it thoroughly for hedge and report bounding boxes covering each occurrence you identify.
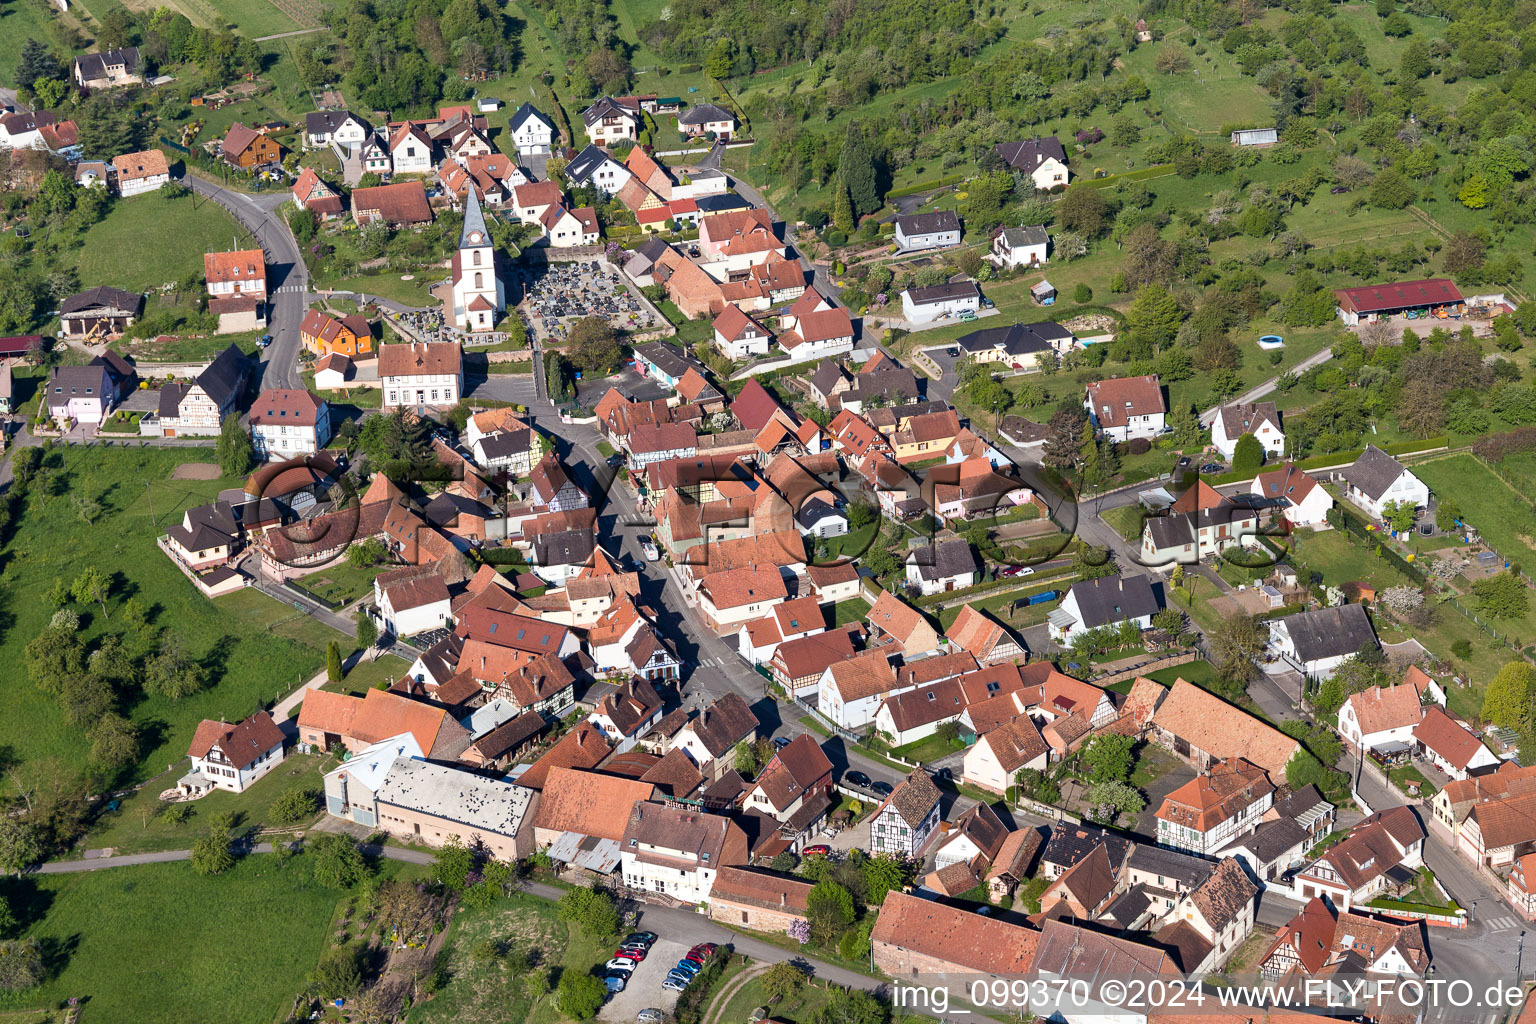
[1296,436,1449,471]
[1072,165,1176,190]
[885,173,970,200]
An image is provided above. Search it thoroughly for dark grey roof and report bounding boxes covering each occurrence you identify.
[995,136,1068,171]
[795,497,844,530]
[157,380,190,418]
[1099,888,1151,928]
[533,527,596,568]
[632,341,702,380]
[91,349,135,385]
[477,428,532,461]
[957,321,1070,357]
[895,211,960,236]
[459,186,490,249]
[73,47,139,81]
[1144,514,1194,550]
[906,538,980,582]
[807,359,848,399]
[1280,603,1378,664]
[845,367,917,406]
[305,110,368,135]
[61,285,141,316]
[196,343,248,410]
[581,96,631,127]
[167,520,231,551]
[564,144,613,184]
[686,692,760,758]
[1274,784,1331,820]
[999,226,1049,248]
[188,500,239,537]
[424,491,491,528]
[694,194,752,214]
[903,280,980,307]
[678,103,735,126]
[1066,574,1163,629]
[1041,824,1132,872]
[48,364,109,397]
[509,102,554,134]
[1341,445,1410,501]
[416,632,465,684]
[1230,816,1308,863]
[1126,842,1213,889]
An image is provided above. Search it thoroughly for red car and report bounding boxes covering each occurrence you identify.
[615,947,647,961]
[802,845,831,857]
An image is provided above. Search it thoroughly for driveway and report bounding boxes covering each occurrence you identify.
[600,938,688,1023]
[1131,759,1196,841]
[576,370,669,407]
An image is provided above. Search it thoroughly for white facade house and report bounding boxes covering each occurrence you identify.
[508,102,556,155]
[795,498,848,541]
[900,281,981,324]
[712,306,772,360]
[736,598,826,665]
[304,110,371,154]
[1268,604,1379,680]
[869,771,942,857]
[543,206,600,248]
[379,342,463,411]
[1153,758,1273,856]
[893,211,961,253]
[1084,375,1166,443]
[619,804,745,903]
[183,711,287,796]
[904,539,980,597]
[112,150,170,196]
[1047,575,1161,644]
[1252,463,1333,529]
[996,137,1071,190]
[564,145,632,194]
[815,650,903,731]
[1338,684,1424,753]
[248,388,332,461]
[990,226,1049,269]
[1211,402,1283,460]
[1338,446,1431,521]
[374,570,452,638]
[581,97,639,145]
[389,125,435,175]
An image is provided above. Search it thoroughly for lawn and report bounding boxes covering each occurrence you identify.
[323,273,441,308]
[65,191,256,294]
[1144,659,1219,688]
[935,581,1065,630]
[290,561,386,608]
[719,972,838,1024]
[0,448,333,783]
[114,0,307,36]
[404,894,612,1024]
[323,652,415,697]
[1100,504,1145,542]
[0,856,341,1024]
[1288,528,1413,593]
[79,752,332,856]
[832,597,871,626]
[1411,455,1536,569]
[888,732,966,765]
[822,520,879,560]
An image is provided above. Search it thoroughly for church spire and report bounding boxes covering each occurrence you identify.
[459,185,489,249]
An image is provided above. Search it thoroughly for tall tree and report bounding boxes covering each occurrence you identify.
[837,133,879,217]
[15,40,63,90]
[217,413,254,478]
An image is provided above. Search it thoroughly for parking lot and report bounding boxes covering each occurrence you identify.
[515,259,661,345]
[599,937,688,1022]
[575,369,671,407]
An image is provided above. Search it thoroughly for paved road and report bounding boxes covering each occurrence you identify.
[724,172,842,306]
[1197,344,1335,427]
[183,172,308,390]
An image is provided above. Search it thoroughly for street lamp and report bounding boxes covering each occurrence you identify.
[1518,931,1526,985]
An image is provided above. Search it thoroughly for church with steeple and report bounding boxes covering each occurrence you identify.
[449,188,504,332]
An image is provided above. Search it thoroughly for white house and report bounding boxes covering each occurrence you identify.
[182,711,286,795]
[1338,446,1431,521]
[581,97,638,145]
[1252,463,1333,528]
[962,717,1049,794]
[1413,706,1500,781]
[1212,401,1283,460]
[1048,574,1161,644]
[542,205,600,248]
[304,110,371,153]
[620,803,747,902]
[374,569,452,638]
[1338,684,1424,754]
[900,281,981,325]
[712,306,772,360]
[904,539,980,597]
[816,649,902,731]
[990,226,1049,269]
[564,144,632,194]
[933,802,1009,871]
[588,678,664,754]
[1268,603,1379,680]
[737,596,826,665]
[112,149,170,196]
[893,211,961,253]
[1140,502,1260,566]
[508,102,556,156]
[796,498,848,541]
[1163,859,1259,975]
[677,103,737,138]
[697,565,789,634]
[388,124,435,175]
[379,341,462,411]
[995,137,1071,190]
[1084,375,1166,443]
[870,770,942,857]
[248,388,332,461]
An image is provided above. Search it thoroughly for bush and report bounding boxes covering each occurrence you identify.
[1126,437,1151,455]
[1073,283,1093,303]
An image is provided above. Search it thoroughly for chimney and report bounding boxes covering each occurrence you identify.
[1118,578,1123,592]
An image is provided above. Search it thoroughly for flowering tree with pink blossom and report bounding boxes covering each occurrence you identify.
[788,919,810,945]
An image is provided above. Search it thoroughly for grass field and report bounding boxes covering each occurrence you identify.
[832,597,871,626]
[1289,529,1413,593]
[110,0,306,37]
[1145,659,1218,688]
[80,752,332,855]
[0,448,341,783]
[1411,456,1536,568]
[403,894,610,1024]
[66,191,256,295]
[0,856,341,1024]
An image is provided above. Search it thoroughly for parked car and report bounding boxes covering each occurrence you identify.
[871,781,893,797]
[845,770,872,788]
[773,736,791,749]
[1199,463,1224,475]
[802,844,831,857]
[663,976,690,992]
[259,334,273,348]
[607,958,638,972]
[639,1011,664,1024]
[606,975,628,993]
[693,943,718,956]
[673,960,702,976]
[1017,566,1035,576]
[624,932,658,946]
[641,539,660,562]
